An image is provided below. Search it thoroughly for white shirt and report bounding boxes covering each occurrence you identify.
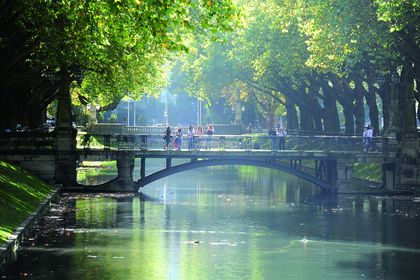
[277,130,287,137]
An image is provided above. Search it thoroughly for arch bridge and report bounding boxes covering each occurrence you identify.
[0,132,388,193]
[76,133,385,193]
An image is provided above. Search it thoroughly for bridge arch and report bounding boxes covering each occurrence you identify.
[135,158,334,192]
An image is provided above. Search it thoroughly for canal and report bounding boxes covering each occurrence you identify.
[2,159,420,279]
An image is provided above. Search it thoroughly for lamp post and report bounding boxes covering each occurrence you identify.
[164,93,168,127]
[126,99,132,127]
[197,99,202,126]
[133,101,136,127]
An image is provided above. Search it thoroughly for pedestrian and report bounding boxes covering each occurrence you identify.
[195,125,203,150]
[206,124,214,150]
[163,126,171,150]
[268,128,277,150]
[277,127,287,150]
[366,125,374,151]
[175,127,182,151]
[173,127,179,150]
[187,125,194,151]
[362,126,368,152]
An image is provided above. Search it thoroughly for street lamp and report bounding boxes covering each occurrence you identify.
[133,101,136,127]
[163,110,168,126]
[126,100,130,127]
[197,99,202,126]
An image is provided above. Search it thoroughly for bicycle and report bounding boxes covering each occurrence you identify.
[194,136,201,151]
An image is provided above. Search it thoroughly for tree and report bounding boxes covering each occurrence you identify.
[0,0,239,130]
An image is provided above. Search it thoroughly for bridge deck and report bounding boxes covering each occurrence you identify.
[76,148,385,163]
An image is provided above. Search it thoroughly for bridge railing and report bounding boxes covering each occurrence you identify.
[0,132,55,151]
[0,132,388,153]
[77,133,386,152]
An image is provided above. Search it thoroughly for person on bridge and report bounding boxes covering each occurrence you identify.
[175,127,182,151]
[194,125,203,150]
[268,128,277,150]
[362,125,375,152]
[187,125,195,151]
[173,127,179,150]
[206,124,214,150]
[277,127,287,150]
[366,125,374,151]
[362,126,369,152]
[163,127,172,150]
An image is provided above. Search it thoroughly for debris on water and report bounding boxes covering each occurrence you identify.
[300,236,308,243]
[185,240,200,245]
[210,242,237,246]
[87,255,97,259]
[113,256,125,259]
[414,197,420,203]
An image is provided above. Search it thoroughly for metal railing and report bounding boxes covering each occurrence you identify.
[0,131,393,153]
[76,133,388,152]
[0,132,55,151]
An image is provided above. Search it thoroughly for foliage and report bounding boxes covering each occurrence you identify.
[353,163,382,182]
[0,0,240,129]
[170,0,418,134]
[22,0,239,104]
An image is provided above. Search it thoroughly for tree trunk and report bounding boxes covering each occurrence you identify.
[267,113,275,129]
[313,114,323,132]
[343,107,354,136]
[354,93,364,136]
[400,59,417,136]
[56,76,73,129]
[299,105,315,132]
[378,77,390,133]
[322,83,340,134]
[285,98,299,130]
[365,90,380,136]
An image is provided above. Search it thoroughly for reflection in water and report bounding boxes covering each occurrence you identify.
[2,165,420,280]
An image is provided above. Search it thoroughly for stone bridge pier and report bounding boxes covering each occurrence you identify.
[335,159,354,192]
[383,136,420,191]
[116,152,135,191]
[55,127,77,187]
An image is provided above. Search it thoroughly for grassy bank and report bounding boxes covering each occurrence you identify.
[0,161,53,244]
[353,163,382,183]
[298,160,382,183]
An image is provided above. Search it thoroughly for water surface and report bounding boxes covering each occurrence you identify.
[2,162,420,280]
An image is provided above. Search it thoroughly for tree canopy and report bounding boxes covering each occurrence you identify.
[172,0,419,134]
[0,0,239,129]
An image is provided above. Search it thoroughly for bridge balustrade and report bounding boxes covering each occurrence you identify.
[0,132,55,151]
[76,133,385,152]
[0,131,386,153]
